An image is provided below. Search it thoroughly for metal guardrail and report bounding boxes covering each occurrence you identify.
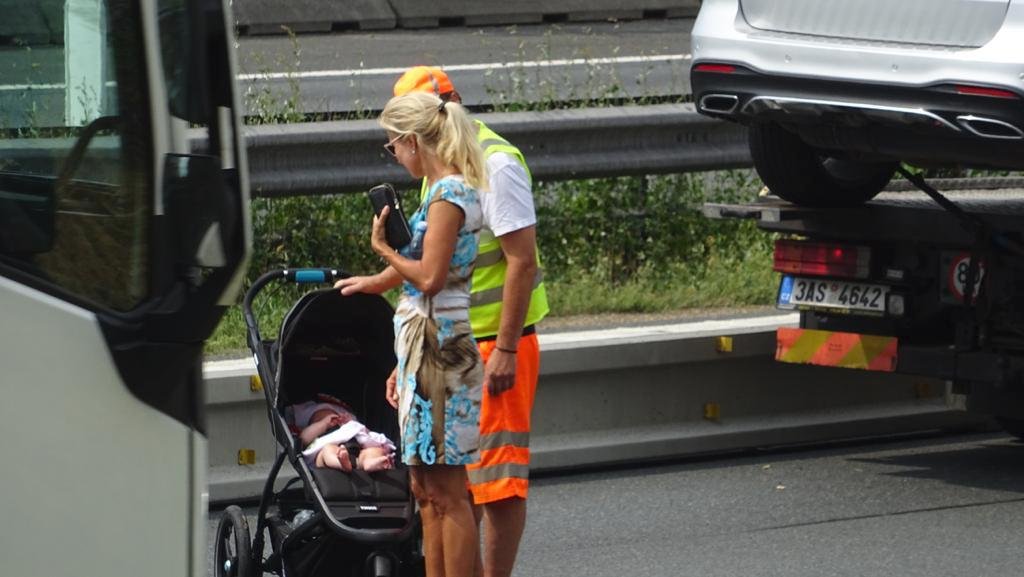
[204,313,991,504]
[192,104,752,198]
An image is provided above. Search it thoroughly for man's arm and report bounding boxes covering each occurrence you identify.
[482,156,539,395]
[486,224,538,394]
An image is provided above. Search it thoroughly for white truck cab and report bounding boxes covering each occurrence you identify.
[0,1,250,575]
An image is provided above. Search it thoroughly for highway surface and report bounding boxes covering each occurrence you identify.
[236,18,693,114]
[209,431,1024,577]
[5,18,692,128]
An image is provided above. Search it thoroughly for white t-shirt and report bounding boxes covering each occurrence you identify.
[480,151,536,245]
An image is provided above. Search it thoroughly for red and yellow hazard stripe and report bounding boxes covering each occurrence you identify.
[776,327,897,371]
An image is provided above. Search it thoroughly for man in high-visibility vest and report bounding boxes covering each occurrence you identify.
[395,66,549,577]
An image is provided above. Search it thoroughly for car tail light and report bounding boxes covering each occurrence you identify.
[773,239,871,279]
[954,85,1020,99]
[694,63,737,74]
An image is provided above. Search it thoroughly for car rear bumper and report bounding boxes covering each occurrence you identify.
[691,65,1024,167]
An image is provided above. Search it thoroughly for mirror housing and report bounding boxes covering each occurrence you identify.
[163,153,239,277]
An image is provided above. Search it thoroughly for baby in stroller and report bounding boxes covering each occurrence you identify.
[291,395,396,473]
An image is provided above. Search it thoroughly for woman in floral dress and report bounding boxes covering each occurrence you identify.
[335,90,486,577]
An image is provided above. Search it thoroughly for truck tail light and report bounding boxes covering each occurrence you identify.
[773,239,871,279]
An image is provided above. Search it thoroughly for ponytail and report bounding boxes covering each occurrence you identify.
[435,100,487,190]
[380,92,487,190]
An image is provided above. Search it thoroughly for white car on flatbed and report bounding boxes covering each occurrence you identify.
[690,0,1024,207]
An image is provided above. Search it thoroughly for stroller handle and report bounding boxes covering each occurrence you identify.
[242,268,350,342]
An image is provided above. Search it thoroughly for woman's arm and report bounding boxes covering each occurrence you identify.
[334,266,403,295]
[375,202,464,296]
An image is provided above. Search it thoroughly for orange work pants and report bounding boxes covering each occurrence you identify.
[466,333,539,504]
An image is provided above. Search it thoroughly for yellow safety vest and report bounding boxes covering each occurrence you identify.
[420,119,549,338]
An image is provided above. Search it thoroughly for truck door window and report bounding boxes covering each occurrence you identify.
[0,0,152,311]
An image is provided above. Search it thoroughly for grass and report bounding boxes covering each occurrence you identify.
[204,168,780,359]
[546,253,777,317]
[203,197,774,356]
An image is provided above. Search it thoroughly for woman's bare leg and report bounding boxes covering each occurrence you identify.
[411,466,445,577]
[410,465,478,577]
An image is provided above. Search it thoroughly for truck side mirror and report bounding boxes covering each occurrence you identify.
[163,153,240,278]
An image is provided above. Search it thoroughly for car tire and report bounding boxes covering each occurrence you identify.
[749,121,897,207]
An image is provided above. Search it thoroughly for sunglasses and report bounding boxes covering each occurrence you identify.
[383,134,403,157]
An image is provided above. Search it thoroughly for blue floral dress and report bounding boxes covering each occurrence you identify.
[393,176,484,466]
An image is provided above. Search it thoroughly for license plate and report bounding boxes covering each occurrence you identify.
[778,276,889,314]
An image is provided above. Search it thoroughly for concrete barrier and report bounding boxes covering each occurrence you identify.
[557,0,701,22]
[234,0,396,35]
[1,0,63,45]
[387,0,701,28]
[386,0,546,28]
[204,312,990,504]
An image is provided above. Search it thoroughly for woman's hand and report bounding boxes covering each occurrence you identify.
[334,269,404,295]
[335,275,373,295]
[385,367,399,409]
[371,205,392,257]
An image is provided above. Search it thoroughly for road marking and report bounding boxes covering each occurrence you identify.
[0,83,64,90]
[237,53,692,81]
[0,80,116,91]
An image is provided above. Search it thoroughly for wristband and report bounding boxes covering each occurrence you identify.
[496,346,517,354]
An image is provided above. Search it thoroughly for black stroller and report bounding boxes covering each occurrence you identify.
[214,268,423,577]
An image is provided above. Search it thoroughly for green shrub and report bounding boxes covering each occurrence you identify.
[535,170,769,284]
[207,170,776,357]
[249,192,398,275]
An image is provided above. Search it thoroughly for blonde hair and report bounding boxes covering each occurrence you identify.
[379,92,487,191]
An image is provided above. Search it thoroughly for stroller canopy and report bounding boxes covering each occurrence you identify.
[274,289,397,443]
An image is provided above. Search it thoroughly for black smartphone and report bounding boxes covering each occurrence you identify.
[367,183,412,249]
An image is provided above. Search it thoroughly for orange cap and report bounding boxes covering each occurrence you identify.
[393,66,456,97]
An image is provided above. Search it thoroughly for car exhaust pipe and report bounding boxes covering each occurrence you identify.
[956,115,1024,140]
[699,93,739,115]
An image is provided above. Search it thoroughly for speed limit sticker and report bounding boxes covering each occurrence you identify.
[944,252,985,303]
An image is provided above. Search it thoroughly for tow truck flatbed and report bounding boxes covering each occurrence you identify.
[704,186,1024,245]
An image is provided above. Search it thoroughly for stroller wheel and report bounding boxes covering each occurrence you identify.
[365,551,398,577]
[214,505,254,577]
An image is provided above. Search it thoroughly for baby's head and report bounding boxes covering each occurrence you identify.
[292,396,356,429]
[309,406,353,426]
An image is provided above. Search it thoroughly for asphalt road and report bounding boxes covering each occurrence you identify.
[3,18,693,126]
[236,18,694,114]
[209,431,1024,577]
